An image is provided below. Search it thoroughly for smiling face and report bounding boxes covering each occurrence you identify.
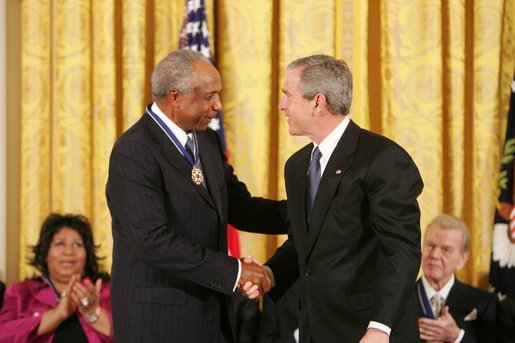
[173,62,222,132]
[46,227,87,285]
[279,67,315,138]
[422,225,468,289]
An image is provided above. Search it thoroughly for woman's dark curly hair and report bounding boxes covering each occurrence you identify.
[29,213,109,281]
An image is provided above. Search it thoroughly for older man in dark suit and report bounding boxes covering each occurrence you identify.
[250,54,424,343]
[416,214,497,343]
[106,49,285,343]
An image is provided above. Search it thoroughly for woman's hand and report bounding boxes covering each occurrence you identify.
[71,277,101,316]
[55,274,80,319]
[72,278,112,336]
[35,274,81,336]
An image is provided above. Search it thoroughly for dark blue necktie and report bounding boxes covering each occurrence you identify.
[306,147,322,217]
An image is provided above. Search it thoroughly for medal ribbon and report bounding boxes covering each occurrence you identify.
[146,104,200,167]
[417,282,435,319]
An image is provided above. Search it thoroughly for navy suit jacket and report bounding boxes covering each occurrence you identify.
[106,112,285,343]
[416,278,498,343]
[266,120,424,343]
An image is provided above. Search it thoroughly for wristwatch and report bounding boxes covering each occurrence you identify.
[85,307,101,324]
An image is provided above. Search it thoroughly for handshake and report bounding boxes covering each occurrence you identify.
[237,256,272,300]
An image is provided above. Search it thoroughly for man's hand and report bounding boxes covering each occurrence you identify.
[237,256,271,299]
[359,328,389,343]
[419,306,461,342]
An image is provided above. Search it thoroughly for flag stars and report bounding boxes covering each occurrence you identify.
[201,21,209,39]
[188,0,202,13]
[200,45,211,59]
[191,21,200,36]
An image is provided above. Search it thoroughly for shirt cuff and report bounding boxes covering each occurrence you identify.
[263,265,275,287]
[232,258,241,292]
[454,329,465,343]
[367,321,391,336]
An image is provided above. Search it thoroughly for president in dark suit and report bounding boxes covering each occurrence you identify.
[417,214,497,343]
[106,49,284,343]
[259,55,424,343]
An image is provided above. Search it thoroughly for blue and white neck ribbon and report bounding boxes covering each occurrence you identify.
[417,282,435,319]
[146,105,204,185]
[146,104,200,167]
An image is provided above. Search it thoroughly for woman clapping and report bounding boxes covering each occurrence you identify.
[0,213,112,342]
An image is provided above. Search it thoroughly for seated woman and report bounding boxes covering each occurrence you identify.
[0,213,113,342]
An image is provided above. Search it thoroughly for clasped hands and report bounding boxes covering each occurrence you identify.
[237,256,271,300]
[57,274,102,320]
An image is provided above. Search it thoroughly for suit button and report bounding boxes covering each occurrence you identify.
[305,268,312,277]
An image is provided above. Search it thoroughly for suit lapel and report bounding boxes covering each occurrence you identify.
[143,114,217,210]
[305,120,360,262]
[445,279,471,321]
[197,131,224,216]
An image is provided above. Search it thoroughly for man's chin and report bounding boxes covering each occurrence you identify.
[288,127,300,136]
[194,123,210,131]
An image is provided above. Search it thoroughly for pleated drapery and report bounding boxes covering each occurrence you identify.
[19,0,515,288]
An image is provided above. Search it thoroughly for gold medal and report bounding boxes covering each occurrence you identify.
[191,166,204,185]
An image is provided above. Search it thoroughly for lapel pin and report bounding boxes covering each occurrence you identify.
[335,170,342,174]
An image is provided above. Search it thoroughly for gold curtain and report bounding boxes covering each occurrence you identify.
[19,0,515,288]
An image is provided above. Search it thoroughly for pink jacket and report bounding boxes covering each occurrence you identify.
[0,278,113,343]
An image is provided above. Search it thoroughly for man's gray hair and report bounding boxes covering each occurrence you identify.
[426,214,471,252]
[287,54,353,115]
[151,49,211,100]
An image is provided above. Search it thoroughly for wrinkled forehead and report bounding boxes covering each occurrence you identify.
[424,225,464,246]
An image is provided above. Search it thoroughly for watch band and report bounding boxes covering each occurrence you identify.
[85,307,101,324]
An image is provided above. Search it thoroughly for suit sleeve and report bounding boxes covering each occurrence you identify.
[496,296,515,343]
[107,140,239,295]
[470,291,497,343]
[263,158,299,299]
[365,144,423,327]
[208,129,287,235]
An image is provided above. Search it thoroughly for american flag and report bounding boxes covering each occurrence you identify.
[179,0,239,257]
[490,76,515,297]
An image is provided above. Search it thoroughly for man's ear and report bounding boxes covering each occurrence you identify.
[313,93,326,114]
[457,251,469,270]
[167,89,181,103]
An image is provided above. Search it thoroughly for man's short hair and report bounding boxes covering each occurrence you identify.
[287,54,353,116]
[151,49,211,100]
[425,214,470,252]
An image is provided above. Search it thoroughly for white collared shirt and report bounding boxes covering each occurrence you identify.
[150,103,193,153]
[422,274,455,304]
[310,116,350,176]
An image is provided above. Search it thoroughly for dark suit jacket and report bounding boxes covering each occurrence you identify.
[266,120,423,343]
[497,296,515,343]
[257,281,300,343]
[416,278,498,343]
[106,112,285,343]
